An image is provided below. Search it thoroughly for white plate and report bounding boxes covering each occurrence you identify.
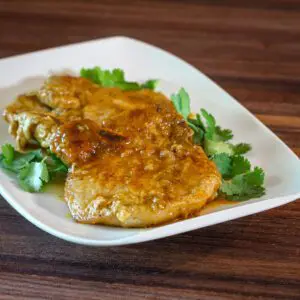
[0,36,299,246]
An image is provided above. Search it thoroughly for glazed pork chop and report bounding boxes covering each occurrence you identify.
[4,76,221,227]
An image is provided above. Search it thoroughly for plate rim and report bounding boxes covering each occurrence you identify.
[1,182,298,246]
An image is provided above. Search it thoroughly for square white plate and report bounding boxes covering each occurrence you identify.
[0,36,299,246]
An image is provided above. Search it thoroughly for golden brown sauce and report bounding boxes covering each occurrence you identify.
[43,177,65,201]
[199,198,236,215]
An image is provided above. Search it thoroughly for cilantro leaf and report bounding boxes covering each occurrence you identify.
[171,88,191,120]
[231,155,251,176]
[188,113,205,145]
[178,88,191,120]
[171,93,180,111]
[1,144,14,164]
[195,113,205,129]
[204,139,234,156]
[212,153,232,178]
[0,151,37,173]
[205,140,252,157]
[18,161,49,192]
[200,109,216,139]
[214,126,233,142]
[233,143,252,155]
[141,80,159,90]
[101,69,126,87]
[196,108,243,155]
[114,82,140,91]
[220,167,265,201]
[171,90,206,144]
[245,166,265,186]
[0,145,67,192]
[200,110,244,156]
[199,109,233,143]
[212,154,252,179]
[110,68,125,82]
[47,152,68,176]
[80,67,102,84]
[191,127,205,145]
[80,67,157,91]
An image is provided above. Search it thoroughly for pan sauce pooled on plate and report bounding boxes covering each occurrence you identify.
[4,76,221,227]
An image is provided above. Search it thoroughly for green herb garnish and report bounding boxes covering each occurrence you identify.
[1,144,14,164]
[80,67,158,91]
[18,160,50,192]
[0,146,67,192]
[47,152,68,176]
[219,167,265,201]
[171,88,265,201]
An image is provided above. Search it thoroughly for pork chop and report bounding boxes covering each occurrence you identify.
[3,76,221,227]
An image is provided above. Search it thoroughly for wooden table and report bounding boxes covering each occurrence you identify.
[0,1,299,299]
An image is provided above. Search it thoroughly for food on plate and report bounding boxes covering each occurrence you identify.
[0,67,265,227]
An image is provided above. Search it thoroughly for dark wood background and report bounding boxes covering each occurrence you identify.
[0,1,299,299]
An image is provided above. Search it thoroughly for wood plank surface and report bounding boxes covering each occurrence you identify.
[0,1,299,299]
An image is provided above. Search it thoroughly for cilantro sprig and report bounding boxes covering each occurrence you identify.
[171,88,265,201]
[80,67,158,91]
[0,145,67,192]
[212,154,265,200]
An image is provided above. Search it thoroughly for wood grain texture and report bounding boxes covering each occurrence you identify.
[0,0,299,299]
